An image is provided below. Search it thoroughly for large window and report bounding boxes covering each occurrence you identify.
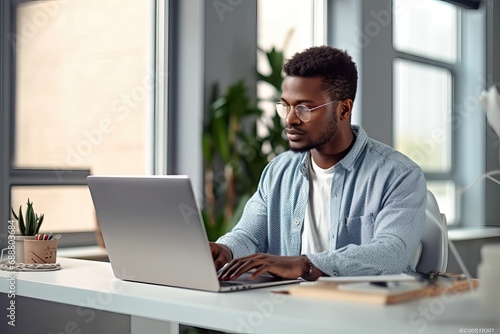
[3,0,163,245]
[392,0,460,223]
[257,0,326,137]
[393,0,458,63]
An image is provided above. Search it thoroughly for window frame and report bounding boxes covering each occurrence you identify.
[390,0,486,226]
[328,0,486,227]
[392,50,459,223]
[392,56,455,174]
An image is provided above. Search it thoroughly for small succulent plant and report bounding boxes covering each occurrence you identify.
[10,199,44,236]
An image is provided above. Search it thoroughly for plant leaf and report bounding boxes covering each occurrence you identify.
[10,207,19,220]
[18,206,26,235]
[212,115,230,162]
[202,132,214,165]
[26,200,35,235]
[36,214,44,234]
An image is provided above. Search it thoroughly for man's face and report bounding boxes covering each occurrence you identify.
[280,76,340,153]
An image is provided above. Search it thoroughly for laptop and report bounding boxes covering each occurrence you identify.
[87,175,300,292]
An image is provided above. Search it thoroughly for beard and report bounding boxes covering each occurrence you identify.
[289,115,338,152]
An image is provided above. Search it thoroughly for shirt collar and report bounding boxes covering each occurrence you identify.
[338,125,367,171]
[299,124,368,175]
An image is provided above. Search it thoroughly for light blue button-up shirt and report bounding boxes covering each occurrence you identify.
[217,125,426,276]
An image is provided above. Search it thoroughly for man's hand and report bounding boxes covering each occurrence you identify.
[217,253,317,281]
[210,242,233,270]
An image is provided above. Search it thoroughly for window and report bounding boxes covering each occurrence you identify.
[393,0,458,63]
[392,0,460,223]
[2,0,165,245]
[394,60,453,173]
[257,0,326,137]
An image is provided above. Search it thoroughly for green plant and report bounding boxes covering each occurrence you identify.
[201,46,288,241]
[10,198,44,236]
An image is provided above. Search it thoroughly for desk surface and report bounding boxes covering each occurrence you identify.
[0,258,498,334]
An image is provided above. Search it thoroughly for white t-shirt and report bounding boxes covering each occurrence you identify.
[300,156,334,254]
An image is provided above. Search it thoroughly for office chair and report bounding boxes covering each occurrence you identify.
[415,189,449,274]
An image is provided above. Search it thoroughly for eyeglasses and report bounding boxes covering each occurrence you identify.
[274,100,337,123]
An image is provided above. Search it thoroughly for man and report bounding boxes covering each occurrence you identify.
[210,45,426,281]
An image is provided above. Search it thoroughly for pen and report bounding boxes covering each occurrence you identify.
[407,271,467,282]
[35,233,54,240]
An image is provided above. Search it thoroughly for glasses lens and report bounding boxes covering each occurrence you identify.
[295,105,311,122]
[275,103,288,118]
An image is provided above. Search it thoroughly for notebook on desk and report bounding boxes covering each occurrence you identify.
[87,175,299,292]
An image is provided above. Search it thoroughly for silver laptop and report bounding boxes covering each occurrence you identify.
[87,175,299,292]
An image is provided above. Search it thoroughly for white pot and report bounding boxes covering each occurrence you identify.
[14,235,36,263]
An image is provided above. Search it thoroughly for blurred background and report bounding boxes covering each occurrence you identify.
[0,0,499,276]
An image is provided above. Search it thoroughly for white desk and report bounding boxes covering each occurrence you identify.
[0,258,498,334]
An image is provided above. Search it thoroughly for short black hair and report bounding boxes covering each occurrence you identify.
[282,46,358,102]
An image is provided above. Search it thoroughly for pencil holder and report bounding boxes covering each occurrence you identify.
[23,239,58,264]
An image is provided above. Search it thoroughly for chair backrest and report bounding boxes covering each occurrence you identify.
[415,190,449,274]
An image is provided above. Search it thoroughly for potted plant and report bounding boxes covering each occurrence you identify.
[201,46,288,240]
[10,198,45,263]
